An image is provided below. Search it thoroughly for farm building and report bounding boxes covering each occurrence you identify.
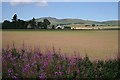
[70,24,103,30]
[71,24,91,29]
[56,25,64,29]
[27,24,32,29]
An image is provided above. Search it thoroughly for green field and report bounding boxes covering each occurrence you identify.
[2,30,118,60]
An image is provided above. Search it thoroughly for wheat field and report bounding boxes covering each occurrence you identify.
[2,30,118,60]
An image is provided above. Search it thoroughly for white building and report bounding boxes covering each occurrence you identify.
[56,25,64,29]
[27,24,32,29]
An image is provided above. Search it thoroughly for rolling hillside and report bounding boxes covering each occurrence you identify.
[34,17,118,26]
[1,17,118,28]
[101,20,118,26]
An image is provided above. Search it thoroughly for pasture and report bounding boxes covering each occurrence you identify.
[2,30,118,60]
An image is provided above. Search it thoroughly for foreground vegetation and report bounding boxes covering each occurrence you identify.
[2,46,120,79]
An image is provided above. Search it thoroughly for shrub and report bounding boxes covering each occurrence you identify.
[2,47,119,79]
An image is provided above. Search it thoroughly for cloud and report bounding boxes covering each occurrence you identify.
[36,0,48,6]
[3,0,48,6]
[4,0,48,3]
[3,0,119,2]
[0,0,1,2]
[3,0,119,4]
[5,0,33,2]
[7,0,32,6]
[10,2,22,6]
[47,0,119,2]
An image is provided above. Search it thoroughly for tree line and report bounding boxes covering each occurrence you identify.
[2,14,51,29]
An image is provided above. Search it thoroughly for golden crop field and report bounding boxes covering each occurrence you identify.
[2,30,118,60]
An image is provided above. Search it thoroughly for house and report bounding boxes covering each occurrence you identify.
[27,24,32,29]
[47,25,53,29]
[56,25,64,29]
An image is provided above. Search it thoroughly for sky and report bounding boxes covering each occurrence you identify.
[2,0,120,2]
[1,2,118,22]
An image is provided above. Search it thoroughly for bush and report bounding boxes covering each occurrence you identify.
[2,47,119,79]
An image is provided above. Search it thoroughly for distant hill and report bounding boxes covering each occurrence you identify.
[1,17,118,28]
[101,20,118,26]
[34,17,118,26]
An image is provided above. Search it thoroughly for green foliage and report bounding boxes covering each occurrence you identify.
[42,19,51,29]
[2,14,28,29]
[28,17,37,29]
[37,22,44,29]
[12,14,17,22]
[36,18,51,29]
[43,19,51,25]
[2,47,119,79]
[2,20,11,29]
[92,24,95,27]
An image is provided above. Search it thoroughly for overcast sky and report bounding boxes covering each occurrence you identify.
[1,2,118,22]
